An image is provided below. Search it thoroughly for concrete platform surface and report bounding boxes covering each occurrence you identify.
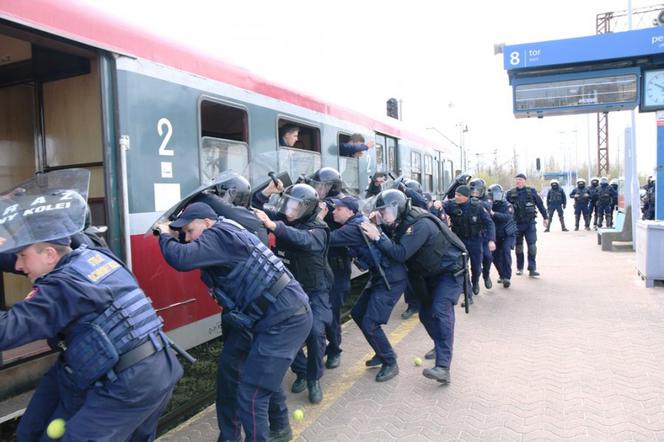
[159,223,664,441]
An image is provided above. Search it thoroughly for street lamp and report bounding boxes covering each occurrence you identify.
[457,122,469,171]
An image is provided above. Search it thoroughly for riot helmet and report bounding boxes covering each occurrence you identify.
[214,172,252,208]
[487,184,504,202]
[404,179,423,194]
[609,179,618,189]
[275,183,320,223]
[309,167,342,198]
[469,178,486,198]
[374,189,408,225]
[576,178,586,188]
[590,177,599,186]
[599,177,609,186]
[550,179,560,189]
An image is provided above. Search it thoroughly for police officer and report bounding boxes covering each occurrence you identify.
[190,173,292,442]
[393,178,426,319]
[544,179,568,232]
[254,182,332,405]
[642,176,656,220]
[595,177,618,228]
[506,174,548,277]
[307,167,351,371]
[588,177,600,229]
[469,178,495,289]
[360,189,467,384]
[157,202,312,442]
[487,184,517,288]
[570,178,591,230]
[443,185,496,296]
[366,172,387,198]
[609,179,619,216]
[326,195,407,382]
[2,223,182,441]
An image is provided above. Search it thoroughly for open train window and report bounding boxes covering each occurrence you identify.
[278,119,320,152]
[199,100,249,184]
[411,151,422,184]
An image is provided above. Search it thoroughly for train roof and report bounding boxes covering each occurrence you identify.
[0,0,445,152]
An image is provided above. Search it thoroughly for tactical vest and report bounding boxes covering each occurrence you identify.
[598,186,612,205]
[345,214,385,274]
[493,201,518,237]
[200,218,291,329]
[573,188,588,205]
[60,247,164,389]
[549,188,563,204]
[448,200,483,239]
[508,187,537,223]
[395,207,466,278]
[275,216,332,292]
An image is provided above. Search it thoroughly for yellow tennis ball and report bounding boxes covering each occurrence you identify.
[46,418,66,439]
[293,408,304,421]
[414,357,423,366]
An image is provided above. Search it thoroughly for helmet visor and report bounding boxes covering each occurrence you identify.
[276,194,308,221]
[490,189,504,201]
[308,179,333,199]
[376,205,399,225]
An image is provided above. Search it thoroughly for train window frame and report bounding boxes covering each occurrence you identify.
[276,116,321,153]
[424,154,433,192]
[411,150,422,184]
[198,97,250,184]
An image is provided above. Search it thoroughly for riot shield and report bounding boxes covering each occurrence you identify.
[444,173,472,200]
[0,169,90,253]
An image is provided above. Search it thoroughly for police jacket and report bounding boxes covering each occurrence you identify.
[505,187,547,224]
[405,188,428,209]
[443,199,496,241]
[0,246,179,390]
[588,184,600,204]
[596,184,617,207]
[323,198,352,272]
[195,192,269,246]
[272,214,333,293]
[329,213,407,283]
[159,219,308,331]
[375,208,466,279]
[491,200,518,239]
[546,188,567,208]
[570,187,591,206]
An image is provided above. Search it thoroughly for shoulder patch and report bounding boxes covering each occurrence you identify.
[70,250,121,284]
[25,287,39,301]
[405,226,413,235]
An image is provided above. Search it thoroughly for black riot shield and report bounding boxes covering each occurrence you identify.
[444,173,472,200]
[0,169,90,253]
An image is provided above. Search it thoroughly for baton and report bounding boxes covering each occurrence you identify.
[165,335,197,364]
[359,228,391,291]
[268,171,279,187]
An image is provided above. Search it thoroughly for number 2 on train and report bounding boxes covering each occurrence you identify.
[157,118,175,156]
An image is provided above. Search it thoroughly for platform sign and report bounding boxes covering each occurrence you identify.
[512,68,640,118]
[504,27,664,71]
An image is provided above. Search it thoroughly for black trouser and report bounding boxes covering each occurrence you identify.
[546,206,565,229]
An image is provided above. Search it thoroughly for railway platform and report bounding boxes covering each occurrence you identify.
[159,222,664,441]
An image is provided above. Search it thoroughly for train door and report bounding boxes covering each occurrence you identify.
[0,29,110,383]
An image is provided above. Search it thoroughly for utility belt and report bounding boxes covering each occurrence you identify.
[219,272,292,330]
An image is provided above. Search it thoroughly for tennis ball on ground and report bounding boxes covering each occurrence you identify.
[293,408,304,421]
[414,357,423,366]
[46,418,66,439]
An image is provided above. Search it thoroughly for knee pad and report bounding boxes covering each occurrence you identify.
[527,243,537,256]
[515,244,524,254]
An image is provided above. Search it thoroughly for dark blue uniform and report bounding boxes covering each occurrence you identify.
[476,197,495,284]
[491,200,517,281]
[505,187,547,273]
[159,220,312,442]
[546,187,567,230]
[595,184,618,228]
[570,186,591,229]
[588,182,600,228]
[2,246,182,442]
[374,208,465,370]
[253,193,332,388]
[443,199,495,295]
[329,214,408,367]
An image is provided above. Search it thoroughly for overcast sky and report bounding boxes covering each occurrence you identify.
[82,0,661,176]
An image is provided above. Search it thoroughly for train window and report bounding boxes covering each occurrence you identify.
[386,136,398,174]
[338,133,351,152]
[375,134,387,172]
[200,100,248,142]
[278,119,320,152]
[411,151,422,184]
[200,138,248,184]
[424,154,433,192]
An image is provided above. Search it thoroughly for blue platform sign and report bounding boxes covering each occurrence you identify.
[504,27,664,71]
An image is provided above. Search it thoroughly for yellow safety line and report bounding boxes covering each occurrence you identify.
[292,316,422,439]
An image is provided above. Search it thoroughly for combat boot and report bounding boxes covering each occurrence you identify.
[502,278,511,288]
[291,376,306,394]
[376,363,399,382]
[561,217,568,231]
[269,426,293,442]
[425,348,435,360]
[400,306,419,320]
[365,354,381,367]
[325,353,340,369]
[307,380,323,404]
[423,366,451,384]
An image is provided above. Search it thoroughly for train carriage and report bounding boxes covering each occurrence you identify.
[0,0,453,420]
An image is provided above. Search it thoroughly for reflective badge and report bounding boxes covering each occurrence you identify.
[405,226,413,235]
[472,216,477,222]
[71,250,121,284]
